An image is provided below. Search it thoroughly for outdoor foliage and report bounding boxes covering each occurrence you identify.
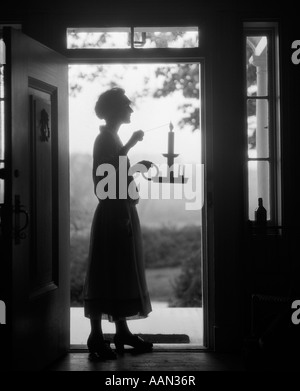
[246,38,260,150]
[169,249,202,307]
[148,63,199,131]
[68,32,200,131]
[142,225,201,268]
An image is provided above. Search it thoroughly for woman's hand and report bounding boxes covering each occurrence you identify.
[127,130,144,149]
[136,160,153,171]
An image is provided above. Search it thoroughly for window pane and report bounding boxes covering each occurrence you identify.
[248,160,270,220]
[67,28,131,49]
[0,162,3,204]
[0,65,4,205]
[134,27,198,48]
[0,100,3,162]
[246,36,268,96]
[247,99,269,158]
[0,66,4,161]
[0,66,3,98]
[0,38,5,65]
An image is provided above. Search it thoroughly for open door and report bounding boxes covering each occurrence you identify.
[1,27,69,370]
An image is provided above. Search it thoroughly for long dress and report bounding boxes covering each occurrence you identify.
[83,126,152,322]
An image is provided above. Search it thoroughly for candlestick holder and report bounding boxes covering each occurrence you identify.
[143,122,188,184]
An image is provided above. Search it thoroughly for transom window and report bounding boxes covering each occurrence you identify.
[67,27,199,49]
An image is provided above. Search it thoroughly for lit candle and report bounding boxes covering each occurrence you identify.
[168,121,174,155]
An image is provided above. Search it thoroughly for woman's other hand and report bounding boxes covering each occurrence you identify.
[136,160,153,171]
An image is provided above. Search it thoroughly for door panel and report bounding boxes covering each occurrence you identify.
[3,27,69,370]
[29,86,57,294]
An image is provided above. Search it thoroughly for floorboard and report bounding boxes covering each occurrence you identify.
[47,350,245,371]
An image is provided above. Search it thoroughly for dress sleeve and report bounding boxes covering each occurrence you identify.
[92,133,125,176]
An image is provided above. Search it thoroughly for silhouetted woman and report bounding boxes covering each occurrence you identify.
[84,87,153,360]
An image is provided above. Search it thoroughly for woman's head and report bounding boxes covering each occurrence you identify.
[95,87,133,124]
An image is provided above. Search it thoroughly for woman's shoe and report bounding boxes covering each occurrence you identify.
[114,334,153,354]
[87,335,117,360]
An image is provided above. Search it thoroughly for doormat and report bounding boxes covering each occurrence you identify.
[70,334,190,351]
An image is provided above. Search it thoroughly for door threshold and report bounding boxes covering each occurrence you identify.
[69,343,207,352]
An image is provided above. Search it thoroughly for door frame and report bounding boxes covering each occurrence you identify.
[67,42,215,351]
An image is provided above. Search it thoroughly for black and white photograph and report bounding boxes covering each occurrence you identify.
[0,0,300,375]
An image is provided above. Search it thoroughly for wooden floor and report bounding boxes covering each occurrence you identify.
[47,348,246,371]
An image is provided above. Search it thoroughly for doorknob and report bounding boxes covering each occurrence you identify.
[14,194,29,245]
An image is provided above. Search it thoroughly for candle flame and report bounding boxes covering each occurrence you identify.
[169,121,174,132]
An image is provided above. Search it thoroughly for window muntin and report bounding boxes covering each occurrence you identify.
[0,37,5,206]
[245,27,280,224]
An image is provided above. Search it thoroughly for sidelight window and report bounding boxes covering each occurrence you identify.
[245,23,281,224]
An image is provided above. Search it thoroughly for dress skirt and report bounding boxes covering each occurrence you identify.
[83,198,152,322]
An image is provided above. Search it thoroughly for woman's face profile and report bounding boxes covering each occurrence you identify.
[117,100,133,124]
